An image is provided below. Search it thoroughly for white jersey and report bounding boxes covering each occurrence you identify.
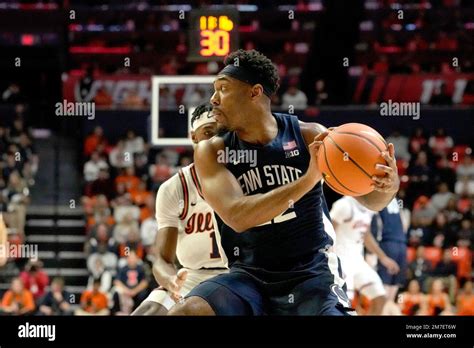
[330,196,375,259]
[155,164,226,270]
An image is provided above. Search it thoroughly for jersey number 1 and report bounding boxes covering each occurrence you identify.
[210,232,221,259]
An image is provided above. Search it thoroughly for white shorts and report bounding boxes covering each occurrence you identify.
[339,256,386,301]
[144,268,227,310]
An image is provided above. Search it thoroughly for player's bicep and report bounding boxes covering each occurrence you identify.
[299,121,328,147]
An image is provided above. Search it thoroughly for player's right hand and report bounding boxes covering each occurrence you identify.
[166,268,188,299]
[307,128,334,184]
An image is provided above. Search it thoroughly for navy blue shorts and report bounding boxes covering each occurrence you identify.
[377,240,407,286]
[186,256,355,316]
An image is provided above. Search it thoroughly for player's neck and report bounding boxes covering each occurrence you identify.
[235,110,277,145]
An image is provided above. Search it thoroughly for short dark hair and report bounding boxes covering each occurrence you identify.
[191,103,213,129]
[223,49,280,96]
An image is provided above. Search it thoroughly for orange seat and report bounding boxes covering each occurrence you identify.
[424,247,442,268]
[407,247,416,263]
[451,247,472,280]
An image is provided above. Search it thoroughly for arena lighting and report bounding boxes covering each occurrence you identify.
[21,34,34,46]
[69,46,131,54]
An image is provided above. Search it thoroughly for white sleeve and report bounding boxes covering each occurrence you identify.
[155,175,182,229]
[329,198,352,225]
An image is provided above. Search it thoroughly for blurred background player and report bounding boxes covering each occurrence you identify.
[371,197,408,315]
[132,104,227,315]
[0,214,7,267]
[330,195,399,315]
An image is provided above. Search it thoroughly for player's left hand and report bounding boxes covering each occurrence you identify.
[372,143,400,194]
[380,255,400,275]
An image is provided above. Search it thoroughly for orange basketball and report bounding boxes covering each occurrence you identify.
[317,123,388,196]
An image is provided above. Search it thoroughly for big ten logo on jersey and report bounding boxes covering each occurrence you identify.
[185,212,214,234]
[283,140,300,158]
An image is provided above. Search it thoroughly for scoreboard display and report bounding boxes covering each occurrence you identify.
[188,9,239,62]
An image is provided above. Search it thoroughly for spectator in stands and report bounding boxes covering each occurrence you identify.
[158,87,177,110]
[38,277,73,316]
[124,130,144,155]
[386,130,410,161]
[87,194,114,227]
[109,139,133,169]
[149,153,172,191]
[430,83,452,105]
[84,151,108,183]
[87,224,118,273]
[2,83,23,104]
[118,228,145,267]
[456,219,473,247]
[314,79,328,106]
[431,182,455,212]
[281,85,308,111]
[457,156,474,181]
[19,259,49,301]
[84,126,108,157]
[130,179,152,207]
[86,257,112,294]
[2,171,29,236]
[115,167,140,194]
[94,87,113,107]
[2,152,22,182]
[409,127,428,156]
[122,88,145,108]
[113,251,149,311]
[75,278,110,316]
[457,280,474,315]
[88,168,116,200]
[411,196,437,228]
[421,278,453,315]
[407,151,432,201]
[429,212,457,247]
[442,198,463,225]
[408,246,432,290]
[139,194,154,223]
[406,33,429,52]
[434,155,456,190]
[140,213,158,257]
[112,214,139,246]
[432,249,458,299]
[0,277,35,315]
[429,128,454,156]
[399,279,425,316]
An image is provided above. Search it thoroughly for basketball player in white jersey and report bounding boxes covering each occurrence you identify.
[330,196,399,315]
[132,104,227,315]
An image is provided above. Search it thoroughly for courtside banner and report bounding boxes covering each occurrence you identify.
[62,74,151,105]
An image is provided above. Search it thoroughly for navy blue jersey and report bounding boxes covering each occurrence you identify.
[214,113,335,276]
[371,198,406,243]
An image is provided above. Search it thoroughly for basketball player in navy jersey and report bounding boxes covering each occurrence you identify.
[371,197,407,314]
[168,49,400,315]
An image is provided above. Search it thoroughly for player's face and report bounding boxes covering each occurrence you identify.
[192,123,217,144]
[211,76,249,131]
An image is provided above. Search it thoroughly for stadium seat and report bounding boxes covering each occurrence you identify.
[450,247,473,280]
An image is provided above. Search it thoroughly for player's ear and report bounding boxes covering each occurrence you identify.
[250,84,264,99]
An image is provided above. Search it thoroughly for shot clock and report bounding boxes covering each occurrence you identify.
[188,9,239,62]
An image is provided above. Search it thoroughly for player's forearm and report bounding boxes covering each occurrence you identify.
[364,231,387,259]
[226,173,317,232]
[358,190,397,212]
[152,257,177,289]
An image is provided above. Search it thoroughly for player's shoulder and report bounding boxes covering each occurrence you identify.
[194,135,225,159]
[298,120,328,145]
[157,169,182,195]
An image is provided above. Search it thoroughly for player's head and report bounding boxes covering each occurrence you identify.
[190,103,217,144]
[211,49,279,131]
